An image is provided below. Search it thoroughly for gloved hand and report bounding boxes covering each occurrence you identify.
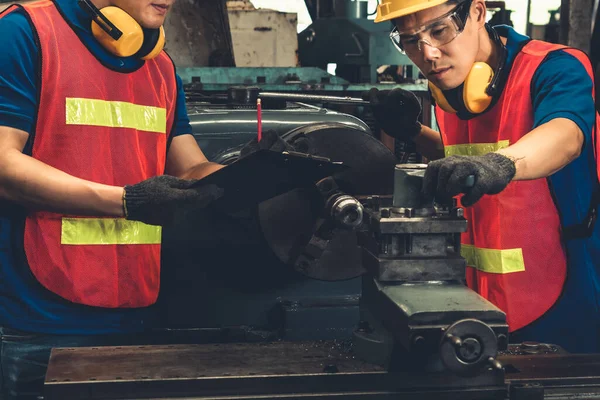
[123,175,224,226]
[362,87,422,140]
[239,130,295,159]
[423,153,516,207]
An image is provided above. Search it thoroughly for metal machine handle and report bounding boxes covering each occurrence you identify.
[259,92,370,106]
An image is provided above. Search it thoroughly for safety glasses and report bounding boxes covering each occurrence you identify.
[389,0,473,56]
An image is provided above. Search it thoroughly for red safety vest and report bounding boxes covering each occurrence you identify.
[436,40,600,331]
[2,1,177,308]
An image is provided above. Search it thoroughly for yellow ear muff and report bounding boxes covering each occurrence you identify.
[140,26,166,60]
[91,6,144,58]
[429,81,457,114]
[463,62,494,114]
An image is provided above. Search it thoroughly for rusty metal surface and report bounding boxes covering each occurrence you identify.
[45,341,380,383]
[44,341,600,400]
[44,341,505,400]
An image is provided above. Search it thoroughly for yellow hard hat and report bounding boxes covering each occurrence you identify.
[375,0,452,23]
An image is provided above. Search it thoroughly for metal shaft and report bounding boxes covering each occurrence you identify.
[259,92,370,106]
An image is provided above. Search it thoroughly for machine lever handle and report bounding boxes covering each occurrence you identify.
[446,334,463,350]
[487,357,503,371]
[259,92,370,106]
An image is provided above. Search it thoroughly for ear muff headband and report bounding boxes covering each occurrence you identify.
[77,0,165,59]
[431,24,508,115]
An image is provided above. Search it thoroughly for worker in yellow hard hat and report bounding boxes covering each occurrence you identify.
[364,0,600,353]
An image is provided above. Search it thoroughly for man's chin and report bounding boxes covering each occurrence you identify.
[141,23,164,29]
[430,78,462,91]
[139,18,165,30]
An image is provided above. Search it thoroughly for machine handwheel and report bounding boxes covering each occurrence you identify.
[439,319,502,376]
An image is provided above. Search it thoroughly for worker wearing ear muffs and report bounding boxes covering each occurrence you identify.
[0,0,231,397]
[365,0,600,354]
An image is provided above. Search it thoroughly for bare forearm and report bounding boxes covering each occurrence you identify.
[165,135,224,180]
[0,149,125,216]
[414,125,445,161]
[178,162,224,180]
[495,118,583,181]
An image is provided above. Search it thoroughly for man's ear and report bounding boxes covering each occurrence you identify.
[472,0,487,28]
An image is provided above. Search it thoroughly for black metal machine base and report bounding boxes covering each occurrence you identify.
[44,341,600,400]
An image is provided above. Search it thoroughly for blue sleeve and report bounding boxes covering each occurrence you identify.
[531,50,595,144]
[0,9,39,135]
[171,73,192,137]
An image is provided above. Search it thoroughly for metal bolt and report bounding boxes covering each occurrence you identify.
[497,334,508,350]
[412,335,426,350]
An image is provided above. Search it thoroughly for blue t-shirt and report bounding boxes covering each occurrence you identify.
[0,0,192,334]
[491,26,600,353]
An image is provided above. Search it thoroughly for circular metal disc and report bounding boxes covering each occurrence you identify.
[258,123,397,281]
[439,319,499,377]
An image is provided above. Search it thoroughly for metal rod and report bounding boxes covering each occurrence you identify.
[259,92,370,106]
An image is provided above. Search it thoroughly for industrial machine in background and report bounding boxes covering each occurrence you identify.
[173,0,434,165]
[298,0,418,84]
[176,1,516,165]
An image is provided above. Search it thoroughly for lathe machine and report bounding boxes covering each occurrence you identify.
[42,93,600,400]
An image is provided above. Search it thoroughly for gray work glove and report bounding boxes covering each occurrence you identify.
[124,175,224,226]
[239,130,295,159]
[362,88,422,140]
[423,153,516,207]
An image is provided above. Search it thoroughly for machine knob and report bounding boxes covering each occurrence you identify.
[317,177,364,230]
[487,357,503,371]
[329,194,364,229]
[439,319,502,377]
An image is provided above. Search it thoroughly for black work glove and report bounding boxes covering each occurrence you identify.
[362,87,422,140]
[239,130,295,159]
[423,153,516,207]
[124,175,224,226]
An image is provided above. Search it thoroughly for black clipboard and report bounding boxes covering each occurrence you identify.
[198,150,348,212]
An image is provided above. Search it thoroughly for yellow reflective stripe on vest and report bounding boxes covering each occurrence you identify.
[61,218,162,245]
[65,98,167,134]
[445,140,510,157]
[461,244,525,274]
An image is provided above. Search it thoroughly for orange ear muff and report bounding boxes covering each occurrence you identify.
[139,26,165,60]
[91,6,144,58]
[429,62,495,115]
[462,62,494,114]
[429,81,457,114]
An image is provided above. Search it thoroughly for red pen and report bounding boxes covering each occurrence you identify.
[257,98,262,142]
